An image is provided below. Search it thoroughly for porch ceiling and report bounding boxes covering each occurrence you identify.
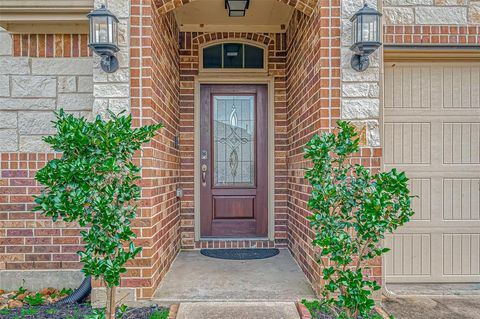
[173,0,294,33]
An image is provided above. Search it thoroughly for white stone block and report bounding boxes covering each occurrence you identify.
[108,98,129,114]
[342,68,380,82]
[384,0,433,5]
[415,7,467,24]
[342,0,377,18]
[57,93,94,111]
[11,76,56,97]
[0,112,17,128]
[0,98,56,110]
[367,120,380,147]
[18,111,56,135]
[341,19,352,47]
[0,129,18,151]
[341,98,379,119]
[0,75,9,97]
[384,7,415,24]
[58,76,77,93]
[0,32,13,56]
[19,135,51,152]
[434,0,467,5]
[469,3,480,24]
[94,84,129,98]
[106,0,130,18]
[77,76,94,92]
[32,58,93,75]
[107,68,129,82]
[0,57,30,75]
[92,98,108,117]
[342,83,379,98]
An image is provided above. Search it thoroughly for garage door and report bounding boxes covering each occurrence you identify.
[384,62,480,283]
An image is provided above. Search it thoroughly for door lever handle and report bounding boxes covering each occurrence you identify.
[201,164,208,186]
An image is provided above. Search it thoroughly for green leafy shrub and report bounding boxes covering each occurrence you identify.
[24,293,44,306]
[304,121,414,319]
[34,110,162,319]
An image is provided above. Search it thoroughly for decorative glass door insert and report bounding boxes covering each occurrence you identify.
[213,95,255,186]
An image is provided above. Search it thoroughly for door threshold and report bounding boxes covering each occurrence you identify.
[199,237,270,241]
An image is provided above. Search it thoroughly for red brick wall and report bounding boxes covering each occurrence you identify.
[12,34,91,57]
[0,153,83,271]
[177,31,289,250]
[128,0,182,299]
[384,25,480,45]
[284,1,382,293]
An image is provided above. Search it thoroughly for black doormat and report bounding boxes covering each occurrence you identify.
[200,248,280,260]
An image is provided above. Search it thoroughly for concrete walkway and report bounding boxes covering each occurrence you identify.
[175,302,300,319]
[383,284,480,319]
[382,295,480,319]
[153,249,315,303]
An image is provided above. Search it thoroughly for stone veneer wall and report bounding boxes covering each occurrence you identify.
[0,26,93,279]
[285,0,382,294]
[178,32,289,250]
[383,0,480,44]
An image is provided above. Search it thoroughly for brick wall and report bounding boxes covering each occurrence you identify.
[12,34,91,58]
[0,153,84,272]
[177,31,289,250]
[124,0,181,300]
[285,0,382,294]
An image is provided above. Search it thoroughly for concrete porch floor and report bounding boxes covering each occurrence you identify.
[153,249,316,303]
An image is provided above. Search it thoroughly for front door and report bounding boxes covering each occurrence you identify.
[200,84,268,238]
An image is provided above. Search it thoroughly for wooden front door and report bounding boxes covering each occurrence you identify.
[200,84,268,238]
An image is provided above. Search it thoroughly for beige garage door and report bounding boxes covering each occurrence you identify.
[384,61,480,283]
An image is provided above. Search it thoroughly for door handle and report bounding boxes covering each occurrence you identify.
[201,164,208,186]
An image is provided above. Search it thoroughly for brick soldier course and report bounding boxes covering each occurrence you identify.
[1,0,478,304]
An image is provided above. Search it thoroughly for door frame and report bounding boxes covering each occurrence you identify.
[194,74,275,241]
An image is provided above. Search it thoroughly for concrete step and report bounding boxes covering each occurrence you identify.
[175,302,300,319]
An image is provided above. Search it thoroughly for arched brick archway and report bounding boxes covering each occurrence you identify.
[192,32,274,47]
[154,0,317,16]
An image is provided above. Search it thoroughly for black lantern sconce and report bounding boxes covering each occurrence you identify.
[350,3,382,72]
[225,0,250,17]
[87,5,120,73]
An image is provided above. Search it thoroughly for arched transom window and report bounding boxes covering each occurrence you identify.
[202,43,265,69]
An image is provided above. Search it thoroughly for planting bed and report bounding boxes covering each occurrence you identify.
[0,303,169,319]
[0,287,168,319]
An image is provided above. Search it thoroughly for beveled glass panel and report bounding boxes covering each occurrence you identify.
[92,16,109,43]
[213,95,255,186]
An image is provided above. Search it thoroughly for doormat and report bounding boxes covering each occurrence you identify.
[200,248,279,260]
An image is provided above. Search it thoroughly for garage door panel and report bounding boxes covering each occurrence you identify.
[443,234,480,276]
[385,62,480,283]
[444,123,480,164]
[444,122,480,164]
[384,122,430,164]
[385,234,431,277]
[385,65,432,109]
[443,178,480,221]
[409,178,431,221]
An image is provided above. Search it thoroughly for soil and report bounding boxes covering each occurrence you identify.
[0,303,169,319]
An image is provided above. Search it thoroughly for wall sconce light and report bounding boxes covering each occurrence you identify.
[87,5,120,73]
[350,3,382,72]
[225,0,250,17]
